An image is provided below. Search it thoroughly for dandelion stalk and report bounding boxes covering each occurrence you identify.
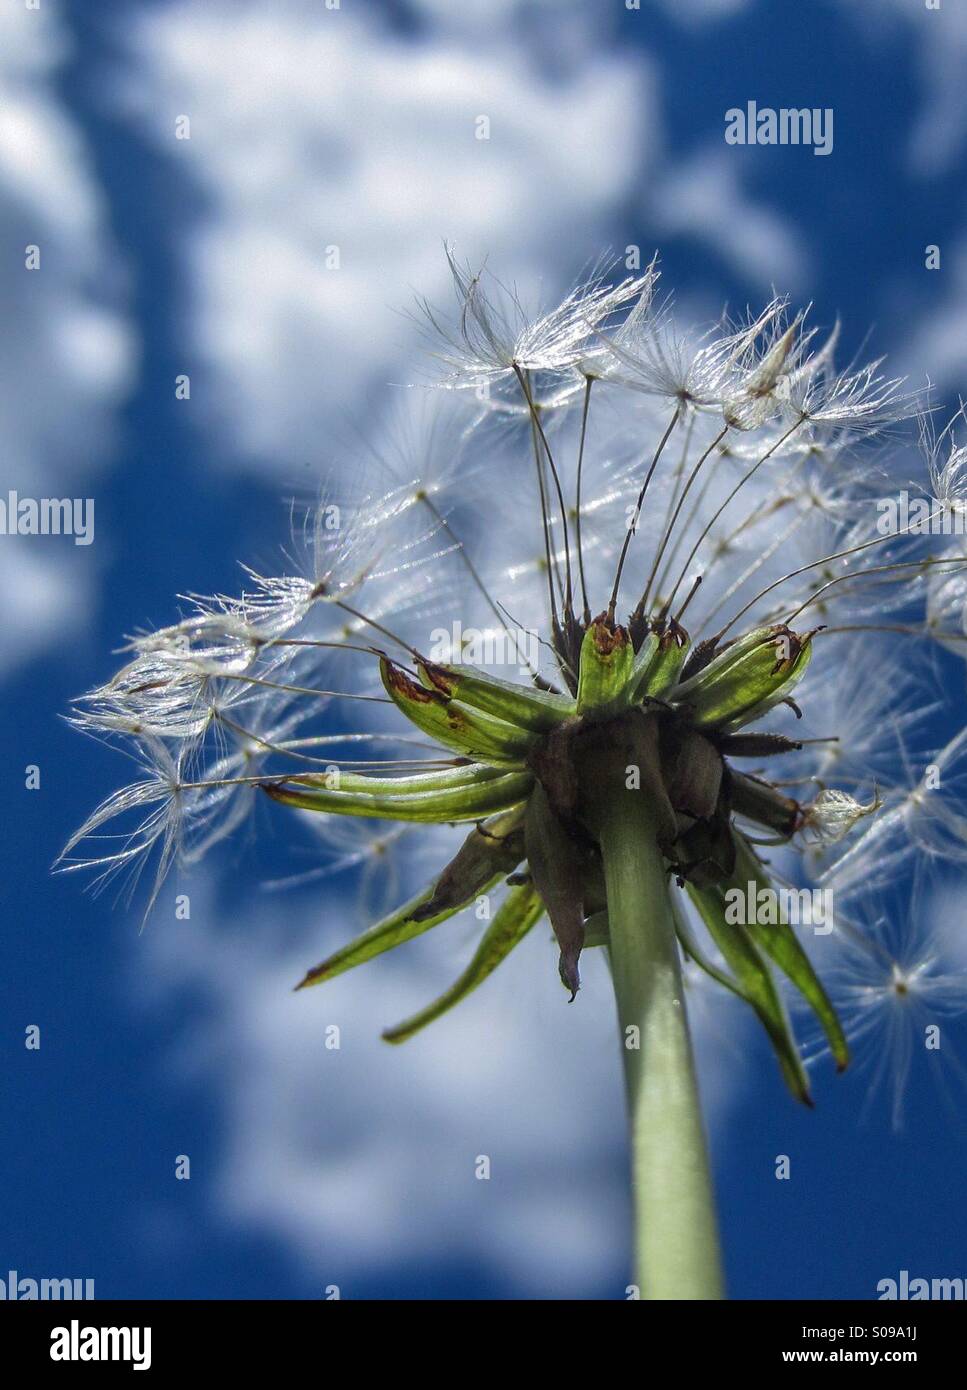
[585,741,724,1300]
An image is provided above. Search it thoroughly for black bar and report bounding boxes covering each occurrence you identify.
[1,1298,960,1373]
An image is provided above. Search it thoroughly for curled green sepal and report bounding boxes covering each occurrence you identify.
[633,621,689,701]
[262,763,534,823]
[418,660,575,733]
[295,885,467,991]
[686,882,813,1105]
[381,658,536,765]
[295,807,526,990]
[628,631,659,694]
[382,882,544,1044]
[576,618,635,716]
[729,833,849,1071]
[671,624,813,731]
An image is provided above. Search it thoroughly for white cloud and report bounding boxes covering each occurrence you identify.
[651,146,811,292]
[0,2,134,671]
[118,0,806,481]
[0,545,91,671]
[137,873,747,1295]
[836,0,967,176]
[118,0,651,476]
[896,236,967,394]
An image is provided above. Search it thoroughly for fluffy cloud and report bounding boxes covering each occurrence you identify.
[137,873,747,1295]
[650,146,811,292]
[117,0,805,478]
[837,0,967,177]
[116,0,650,475]
[0,1,133,670]
[896,236,967,392]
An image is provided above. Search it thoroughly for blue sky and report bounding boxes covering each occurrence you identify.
[3,0,967,1300]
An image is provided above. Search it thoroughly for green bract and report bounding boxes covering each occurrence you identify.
[295,806,526,990]
[576,618,635,715]
[380,657,539,765]
[263,762,533,821]
[382,883,544,1044]
[670,624,814,730]
[259,611,845,1102]
[417,659,576,731]
[632,620,689,699]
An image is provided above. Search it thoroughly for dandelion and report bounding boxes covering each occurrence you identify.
[802,787,880,846]
[782,354,913,433]
[819,727,967,895]
[807,881,967,1130]
[924,402,967,517]
[60,252,967,1299]
[416,245,657,393]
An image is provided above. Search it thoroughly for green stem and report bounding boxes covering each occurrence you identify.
[593,785,725,1299]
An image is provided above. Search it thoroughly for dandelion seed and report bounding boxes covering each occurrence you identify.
[417,245,656,390]
[802,787,880,846]
[811,885,967,1129]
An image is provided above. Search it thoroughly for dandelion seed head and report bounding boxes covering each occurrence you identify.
[60,250,967,1117]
